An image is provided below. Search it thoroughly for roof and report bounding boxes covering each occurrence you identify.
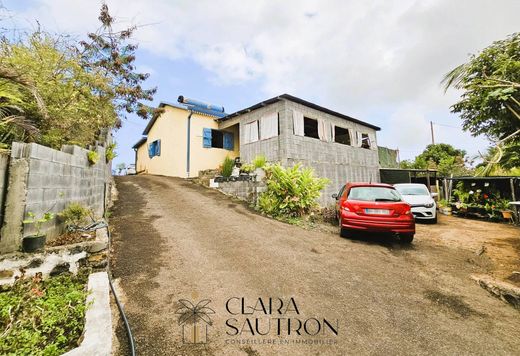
[132,137,147,149]
[445,176,518,180]
[380,168,438,172]
[219,94,381,131]
[142,101,226,135]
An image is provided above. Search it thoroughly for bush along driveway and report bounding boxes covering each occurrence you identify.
[111,175,520,356]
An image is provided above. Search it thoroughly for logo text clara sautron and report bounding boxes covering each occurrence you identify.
[225,297,339,337]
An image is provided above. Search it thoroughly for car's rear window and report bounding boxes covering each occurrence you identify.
[348,187,402,202]
[395,185,429,196]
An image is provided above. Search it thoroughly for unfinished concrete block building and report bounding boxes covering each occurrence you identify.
[217,94,381,205]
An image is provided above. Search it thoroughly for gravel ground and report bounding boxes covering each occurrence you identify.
[110,175,520,356]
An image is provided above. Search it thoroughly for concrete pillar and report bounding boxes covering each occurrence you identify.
[0,157,29,253]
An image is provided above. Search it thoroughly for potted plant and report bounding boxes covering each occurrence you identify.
[22,212,54,252]
[240,163,255,175]
[437,199,452,215]
[452,182,470,213]
[252,155,267,182]
[495,199,513,220]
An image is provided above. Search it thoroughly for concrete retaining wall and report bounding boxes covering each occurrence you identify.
[64,272,112,356]
[0,227,109,285]
[0,142,112,253]
[217,178,266,203]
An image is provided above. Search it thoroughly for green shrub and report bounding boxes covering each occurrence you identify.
[221,156,235,177]
[253,155,267,169]
[105,143,117,162]
[87,150,98,165]
[0,272,88,355]
[258,163,329,217]
[59,203,92,227]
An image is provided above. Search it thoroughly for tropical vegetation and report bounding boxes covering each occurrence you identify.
[442,32,520,176]
[258,163,329,217]
[0,4,158,149]
[400,143,471,176]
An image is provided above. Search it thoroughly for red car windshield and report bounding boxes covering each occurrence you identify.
[348,186,402,202]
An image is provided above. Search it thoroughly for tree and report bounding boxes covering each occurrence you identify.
[442,32,520,172]
[77,4,161,125]
[402,144,470,176]
[416,143,466,166]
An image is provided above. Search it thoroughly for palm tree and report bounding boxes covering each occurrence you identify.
[0,66,47,147]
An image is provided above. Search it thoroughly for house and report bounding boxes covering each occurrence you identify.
[134,94,381,204]
[133,98,239,177]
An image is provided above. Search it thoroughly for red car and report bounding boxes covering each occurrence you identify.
[333,183,415,243]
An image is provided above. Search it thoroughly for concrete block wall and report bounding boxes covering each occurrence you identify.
[0,142,112,253]
[235,99,380,206]
[238,101,287,163]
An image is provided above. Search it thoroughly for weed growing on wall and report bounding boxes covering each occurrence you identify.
[87,150,99,165]
[105,143,117,162]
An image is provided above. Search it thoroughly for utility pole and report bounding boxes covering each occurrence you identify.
[396,147,401,168]
[430,121,435,145]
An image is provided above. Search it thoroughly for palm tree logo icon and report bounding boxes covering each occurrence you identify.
[175,299,215,344]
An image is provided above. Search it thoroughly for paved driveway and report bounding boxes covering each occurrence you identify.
[111,175,519,356]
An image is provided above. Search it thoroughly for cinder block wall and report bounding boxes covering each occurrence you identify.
[0,142,112,253]
[236,99,380,206]
[284,101,380,206]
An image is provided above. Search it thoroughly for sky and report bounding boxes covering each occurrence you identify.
[2,0,520,168]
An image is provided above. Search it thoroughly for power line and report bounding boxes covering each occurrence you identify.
[431,122,461,129]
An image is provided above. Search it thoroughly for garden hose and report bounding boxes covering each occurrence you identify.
[105,224,137,356]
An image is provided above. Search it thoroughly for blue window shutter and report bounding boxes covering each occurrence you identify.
[156,140,161,156]
[203,128,212,148]
[223,132,234,150]
[148,143,153,158]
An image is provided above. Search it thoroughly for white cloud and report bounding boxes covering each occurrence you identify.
[6,0,520,159]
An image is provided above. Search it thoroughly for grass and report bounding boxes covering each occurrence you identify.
[0,271,89,355]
